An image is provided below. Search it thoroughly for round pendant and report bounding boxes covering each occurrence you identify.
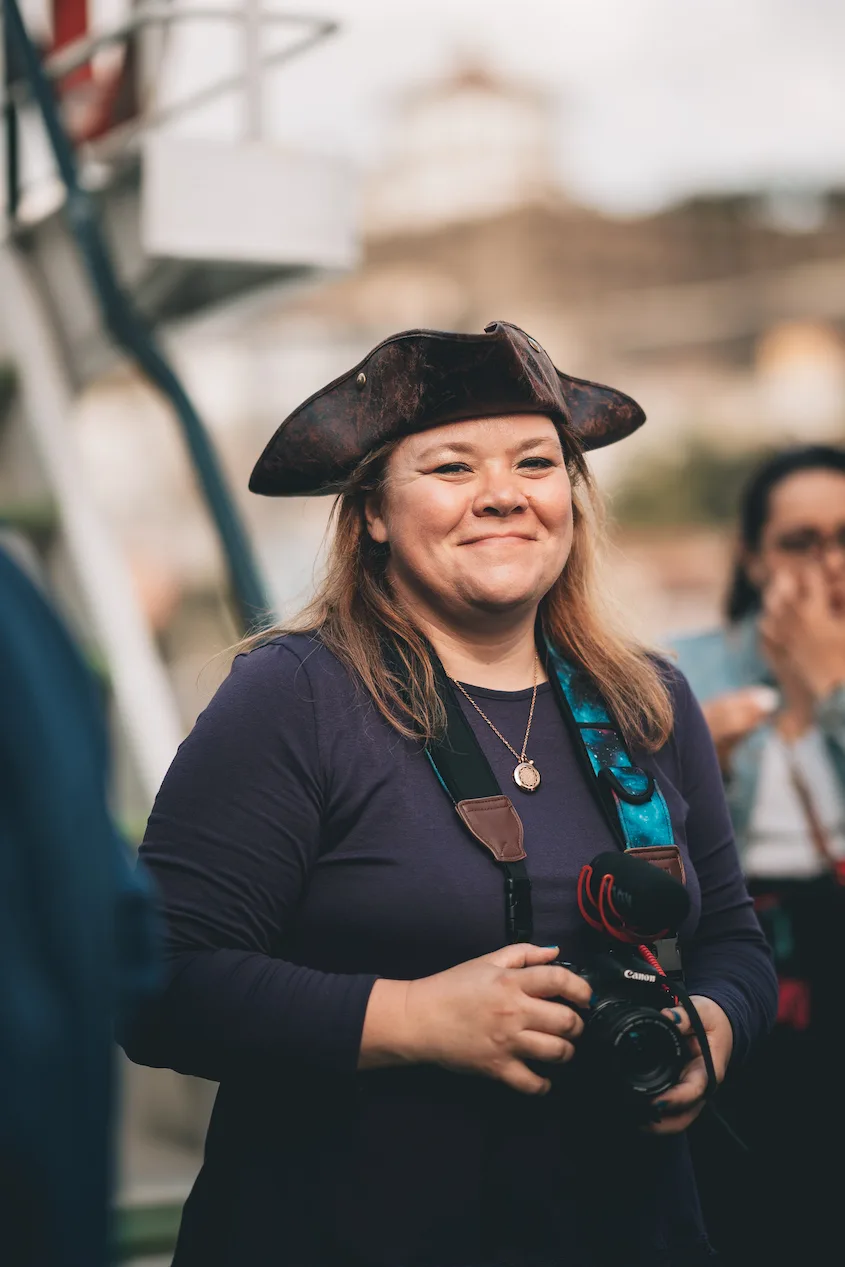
[513,760,541,792]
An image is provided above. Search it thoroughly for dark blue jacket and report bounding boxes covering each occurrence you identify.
[0,546,158,1267]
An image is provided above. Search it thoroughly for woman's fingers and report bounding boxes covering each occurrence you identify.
[643,996,733,1133]
[652,1054,707,1114]
[409,946,591,1096]
[518,963,593,1008]
[644,1101,706,1135]
[642,1054,709,1134]
[764,567,799,614]
[498,1026,579,1095]
[702,689,776,749]
[528,996,585,1040]
[667,1054,708,1104]
[661,1005,691,1035]
[803,561,829,612]
[515,1030,576,1066]
[482,947,592,1011]
[499,1060,552,1097]
[485,943,561,971]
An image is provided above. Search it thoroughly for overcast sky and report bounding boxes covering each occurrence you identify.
[251,0,845,212]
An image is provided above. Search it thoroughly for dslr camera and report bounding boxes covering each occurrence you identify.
[549,848,699,1118]
[556,947,686,1112]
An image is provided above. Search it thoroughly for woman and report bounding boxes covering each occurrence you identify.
[124,322,776,1267]
[671,444,845,1265]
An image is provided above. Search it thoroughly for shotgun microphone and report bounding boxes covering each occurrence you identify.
[580,850,690,938]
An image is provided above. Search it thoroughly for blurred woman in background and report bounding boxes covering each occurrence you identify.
[672,444,845,1265]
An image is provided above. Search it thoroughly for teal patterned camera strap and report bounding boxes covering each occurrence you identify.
[547,644,675,851]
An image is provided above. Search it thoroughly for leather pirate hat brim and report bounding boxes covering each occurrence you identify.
[249,321,645,497]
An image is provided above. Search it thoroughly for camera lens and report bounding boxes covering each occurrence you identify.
[584,1001,685,1097]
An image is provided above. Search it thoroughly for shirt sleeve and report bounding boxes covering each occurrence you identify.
[119,641,378,1082]
[669,668,778,1062]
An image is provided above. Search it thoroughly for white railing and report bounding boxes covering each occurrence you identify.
[2,2,338,219]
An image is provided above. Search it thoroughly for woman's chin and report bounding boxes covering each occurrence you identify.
[462,584,546,615]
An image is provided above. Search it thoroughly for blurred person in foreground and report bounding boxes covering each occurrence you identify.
[122,323,775,1267]
[0,543,158,1267]
[671,444,845,1263]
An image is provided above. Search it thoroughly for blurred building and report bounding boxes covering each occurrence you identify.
[72,57,845,701]
[363,63,561,235]
[307,62,845,462]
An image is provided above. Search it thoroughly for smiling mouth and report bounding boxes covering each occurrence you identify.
[463,535,535,545]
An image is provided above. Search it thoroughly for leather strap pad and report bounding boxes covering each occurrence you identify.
[633,844,686,885]
[456,796,526,862]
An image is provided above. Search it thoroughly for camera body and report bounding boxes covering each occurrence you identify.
[557,947,686,1112]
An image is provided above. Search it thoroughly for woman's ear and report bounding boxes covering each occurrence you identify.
[364,493,389,545]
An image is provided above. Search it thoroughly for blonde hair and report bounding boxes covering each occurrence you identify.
[240,432,673,752]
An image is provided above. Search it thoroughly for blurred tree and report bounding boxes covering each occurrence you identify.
[610,440,778,527]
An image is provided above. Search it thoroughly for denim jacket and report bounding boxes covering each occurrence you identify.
[669,618,845,858]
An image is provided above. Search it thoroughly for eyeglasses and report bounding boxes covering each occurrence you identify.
[773,526,845,557]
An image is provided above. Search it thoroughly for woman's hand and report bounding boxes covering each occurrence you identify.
[760,565,845,706]
[643,996,733,1135]
[360,944,592,1095]
[700,688,778,773]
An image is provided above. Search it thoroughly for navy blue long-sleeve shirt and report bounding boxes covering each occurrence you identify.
[125,635,776,1267]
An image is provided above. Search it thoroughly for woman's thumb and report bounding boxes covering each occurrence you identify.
[486,943,559,969]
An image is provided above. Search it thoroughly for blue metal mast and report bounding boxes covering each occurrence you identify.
[3,0,274,633]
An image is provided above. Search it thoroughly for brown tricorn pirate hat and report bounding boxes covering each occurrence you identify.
[249,321,645,497]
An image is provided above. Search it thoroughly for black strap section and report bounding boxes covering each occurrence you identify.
[426,650,501,802]
[668,979,750,1151]
[598,767,655,806]
[503,870,534,944]
[670,979,719,1104]
[386,638,534,944]
[427,650,534,944]
[650,974,747,1148]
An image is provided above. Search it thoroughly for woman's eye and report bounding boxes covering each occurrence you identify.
[431,458,555,475]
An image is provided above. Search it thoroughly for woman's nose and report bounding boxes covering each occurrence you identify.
[474,478,529,516]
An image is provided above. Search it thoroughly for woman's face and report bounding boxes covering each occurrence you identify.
[366,414,574,626]
[747,468,845,613]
